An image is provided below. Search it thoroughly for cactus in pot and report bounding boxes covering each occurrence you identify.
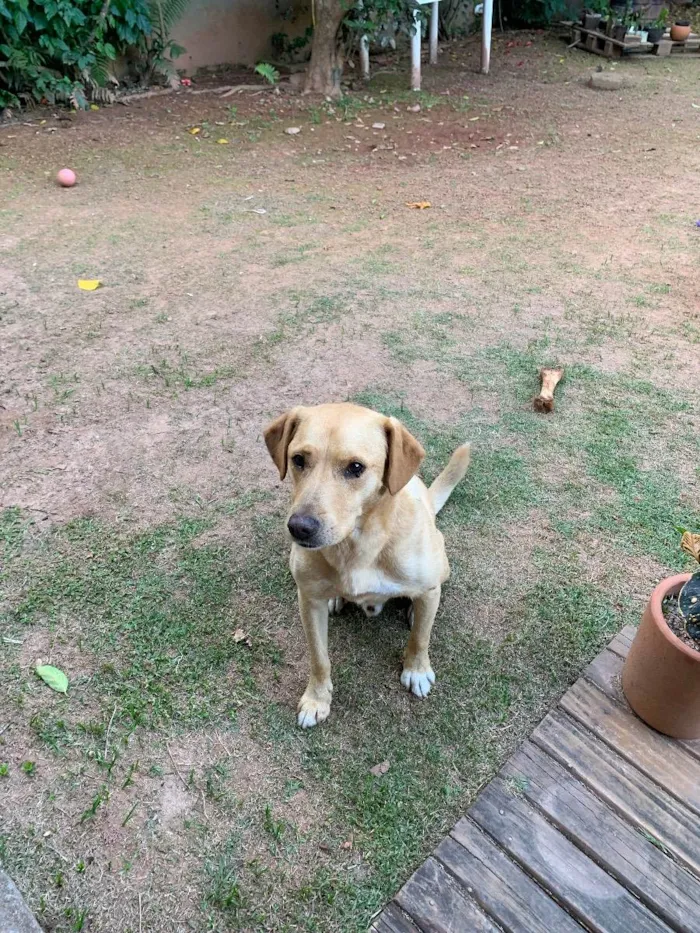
[679,532,700,639]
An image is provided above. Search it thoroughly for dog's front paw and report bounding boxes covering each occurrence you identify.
[328,597,345,615]
[297,684,333,728]
[400,665,435,698]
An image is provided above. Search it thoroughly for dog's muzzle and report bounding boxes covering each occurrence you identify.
[287,513,321,547]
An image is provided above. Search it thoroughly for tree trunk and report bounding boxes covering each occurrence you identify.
[304,0,346,98]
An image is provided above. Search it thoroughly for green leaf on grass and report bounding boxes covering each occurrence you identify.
[35,664,69,694]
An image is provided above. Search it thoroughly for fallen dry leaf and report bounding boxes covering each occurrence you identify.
[189,127,201,135]
[369,760,390,776]
[77,279,101,291]
[340,834,354,850]
[405,201,431,210]
[233,628,252,646]
[217,138,229,144]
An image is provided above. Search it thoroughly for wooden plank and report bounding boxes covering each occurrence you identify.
[607,625,634,659]
[370,903,421,933]
[583,646,626,698]
[561,677,700,815]
[395,857,501,933]
[503,741,700,932]
[469,779,671,933]
[533,708,700,877]
[444,821,586,933]
[583,648,700,762]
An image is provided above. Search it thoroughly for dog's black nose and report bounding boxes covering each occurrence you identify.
[287,513,320,543]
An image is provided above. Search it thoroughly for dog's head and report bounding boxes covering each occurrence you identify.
[264,403,425,549]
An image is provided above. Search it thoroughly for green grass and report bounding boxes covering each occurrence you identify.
[2,510,286,735]
[3,48,700,931]
[6,356,695,930]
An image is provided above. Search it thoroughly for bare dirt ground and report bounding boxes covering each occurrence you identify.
[1,31,699,933]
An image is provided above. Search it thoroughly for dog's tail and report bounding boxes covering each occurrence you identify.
[429,443,471,515]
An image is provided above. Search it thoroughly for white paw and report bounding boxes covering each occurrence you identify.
[362,602,384,618]
[328,597,345,615]
[400,666,435,698]
[297,687,332,728]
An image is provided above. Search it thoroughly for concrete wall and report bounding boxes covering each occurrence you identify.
[173,0,310,72]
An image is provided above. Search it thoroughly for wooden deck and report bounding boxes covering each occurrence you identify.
[370,625,700,933]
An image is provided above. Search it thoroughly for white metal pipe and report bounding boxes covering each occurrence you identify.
[429,2,439,64]
[481,0,493,74]
[411,7,422,91]
[360,34,370,81]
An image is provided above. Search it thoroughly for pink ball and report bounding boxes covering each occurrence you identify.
[57,168,76,187]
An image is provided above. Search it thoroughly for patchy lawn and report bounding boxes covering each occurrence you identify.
[2,31,700,933]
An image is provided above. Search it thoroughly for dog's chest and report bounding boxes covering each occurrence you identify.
[337,556,424,601]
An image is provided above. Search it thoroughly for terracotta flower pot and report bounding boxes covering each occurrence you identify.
[670,23,691,41]
[622,573,700,739]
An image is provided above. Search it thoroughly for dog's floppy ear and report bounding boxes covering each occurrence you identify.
[264,408,301,480]
[384,417,425,495]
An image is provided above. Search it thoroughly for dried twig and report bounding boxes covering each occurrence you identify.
[189,85,236,95]
[215,733,231,757]
[165,743,189,789]
[104,703,118,760]
[220,85,270,97]
[138,893,143,933]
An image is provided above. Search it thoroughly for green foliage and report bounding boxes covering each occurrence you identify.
[139,0,188,85]
[0,0,152,109]
[0,0,189,111]
[345,0,425,46]
[254,61,280,85]
[499,0,576,27]
[270,25,313,61]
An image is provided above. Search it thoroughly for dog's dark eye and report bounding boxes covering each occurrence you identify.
[291,454,305,470]
[345,461,365,478]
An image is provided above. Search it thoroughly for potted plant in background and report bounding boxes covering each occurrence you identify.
[670,19,692,41]
[582,0,607,31]
[623,532,700,739]
[612,18,628,40]
[647,8,668,44]
[610,1,632,40]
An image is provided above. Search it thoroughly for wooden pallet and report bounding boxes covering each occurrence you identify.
[570,24,627,59]
[370,625,700,933]
[568,23,700,58]
[655,35,700,56]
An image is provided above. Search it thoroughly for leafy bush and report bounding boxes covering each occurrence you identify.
[0,0,188,112]
[499,0,577,27]
[138,0,187,86]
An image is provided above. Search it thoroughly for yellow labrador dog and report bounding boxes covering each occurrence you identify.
[264,403,470,728]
